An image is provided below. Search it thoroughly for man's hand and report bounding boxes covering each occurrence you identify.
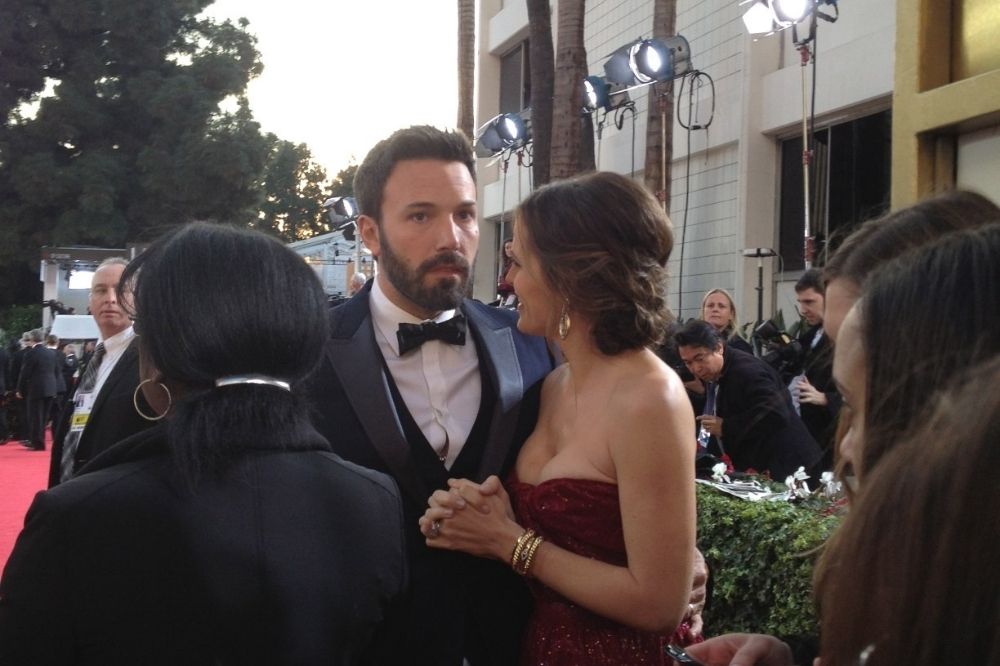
[697,414,723,437]
[684,633,794,666]
[797,377,828,406]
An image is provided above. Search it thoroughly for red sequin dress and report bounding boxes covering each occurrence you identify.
[508,476,699,666]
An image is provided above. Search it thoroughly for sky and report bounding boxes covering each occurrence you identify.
[202,0,461,176]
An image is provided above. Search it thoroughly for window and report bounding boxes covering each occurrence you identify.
[499,41,530,114]
[778,109,892,270]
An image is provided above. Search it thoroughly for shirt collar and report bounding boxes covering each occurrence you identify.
[370,278,458,357]
[99,326,135,357]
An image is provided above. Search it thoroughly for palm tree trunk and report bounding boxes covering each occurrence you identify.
[549,0,587,180]
[457,0,476,140]
[526,0,554,186]
[644,0,678,208]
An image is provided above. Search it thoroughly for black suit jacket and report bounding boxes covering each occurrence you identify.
[16,345,58,399]
[0,347,9,394]
[306,287,553,666]
[0,423,407,665]
[716,347,822,480]
[796,326,841,462]
[49,340,153,487]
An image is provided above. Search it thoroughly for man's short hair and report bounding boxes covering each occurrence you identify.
[46,334,59,346]
[674,319,723,350]
[353,125,475,223]
[29,329,44,343]
[96,256,128,272]
[795,268,825,294]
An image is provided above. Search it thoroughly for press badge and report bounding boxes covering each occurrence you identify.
[69,392,96,433]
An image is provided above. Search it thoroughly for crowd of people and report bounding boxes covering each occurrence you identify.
[0,124,997,665]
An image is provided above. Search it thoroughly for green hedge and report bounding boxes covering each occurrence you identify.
[697,483,841,650]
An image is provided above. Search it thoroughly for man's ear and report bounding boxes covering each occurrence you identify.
[358,215,380,258]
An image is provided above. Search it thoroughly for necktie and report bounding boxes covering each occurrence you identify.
[60,342,106,482]
[396,315,467,355]
[698,381,718,450]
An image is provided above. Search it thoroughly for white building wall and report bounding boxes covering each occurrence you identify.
[474,0,895,320]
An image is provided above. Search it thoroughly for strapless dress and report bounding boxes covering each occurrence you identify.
[508,476,700,665]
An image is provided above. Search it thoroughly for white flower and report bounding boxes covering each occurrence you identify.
[711,462,730,484]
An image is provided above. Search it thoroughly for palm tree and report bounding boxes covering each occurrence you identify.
[549,0,589,179]
[644,0,678,209]
[527,0,554,186]
[457,0,476,140]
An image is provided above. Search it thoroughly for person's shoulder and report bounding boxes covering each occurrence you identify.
[328,290,372,338]
[312,451,401,500]
[464,298,517,327]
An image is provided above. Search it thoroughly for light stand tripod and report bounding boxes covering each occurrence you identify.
[743,247,777,327]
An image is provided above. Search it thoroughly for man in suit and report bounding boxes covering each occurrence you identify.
[16,329,58,450]
[8,333,31,443]
[50,257,152,486]
[0,341,9,443]
[789,269,841,473]
[675,320,821,480]
[307,126,553,666]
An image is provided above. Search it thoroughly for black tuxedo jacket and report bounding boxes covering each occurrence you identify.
[306,287,553,666]
[17,345,59,400]
[49,340,153,487]
[0,423,407,665]
[717,347,822,480]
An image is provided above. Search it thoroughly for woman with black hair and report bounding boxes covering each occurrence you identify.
[0,223,407,664]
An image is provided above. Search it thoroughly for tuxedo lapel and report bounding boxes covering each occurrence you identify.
[326,293,428,504]
[464,302,525,480]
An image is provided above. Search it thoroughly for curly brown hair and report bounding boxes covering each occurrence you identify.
[515,171,673,355]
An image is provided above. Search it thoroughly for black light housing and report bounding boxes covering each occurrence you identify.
[603,36,692,87]
[474,110,531,157]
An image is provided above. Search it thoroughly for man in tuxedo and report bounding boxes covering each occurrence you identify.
[15,329,58,450]
[49,258,152,486]
[306,126,553,666]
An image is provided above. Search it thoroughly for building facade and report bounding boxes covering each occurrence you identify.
[472,0,1000,325]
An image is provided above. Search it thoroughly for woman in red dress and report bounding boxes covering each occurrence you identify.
[421,172,698,665]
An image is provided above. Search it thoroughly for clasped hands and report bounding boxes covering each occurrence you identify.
[419,476,711,636]
[418,475,523,562]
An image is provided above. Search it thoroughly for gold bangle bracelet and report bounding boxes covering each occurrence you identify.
[520,535,545,576]
[510,529,535,570]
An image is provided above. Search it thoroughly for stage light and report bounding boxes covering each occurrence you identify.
[741,0,775,34]
[771,0,811,25]
[603,36,691,88]
[474,110,531,157]
[583,76,610,112]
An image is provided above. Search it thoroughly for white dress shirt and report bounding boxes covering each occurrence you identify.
[90,326,136,399]
[369,279,482,469]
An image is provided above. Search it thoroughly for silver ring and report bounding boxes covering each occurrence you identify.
[429,520,442,539]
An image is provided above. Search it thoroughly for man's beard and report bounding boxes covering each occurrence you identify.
[379,234,472,313]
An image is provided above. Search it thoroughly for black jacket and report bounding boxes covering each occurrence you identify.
[0,423,407,665]
[49,340,153,487]
[716,347,822,479]
[305,286,554,666]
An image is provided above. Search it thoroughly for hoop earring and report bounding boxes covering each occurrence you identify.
[134,379,171,421]
[558,304,572,340]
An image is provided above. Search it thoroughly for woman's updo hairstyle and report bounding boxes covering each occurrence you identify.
[120,222,329,483]
[515,171,673,355]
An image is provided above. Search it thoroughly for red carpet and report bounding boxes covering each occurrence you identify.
[0,430,52,571]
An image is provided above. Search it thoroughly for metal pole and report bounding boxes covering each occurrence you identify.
[756,258,764,326]
[799,43,813,269]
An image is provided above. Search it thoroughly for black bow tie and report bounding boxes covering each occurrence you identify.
[397,315,467,355]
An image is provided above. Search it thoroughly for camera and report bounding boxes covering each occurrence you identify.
[753,319,803,383]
